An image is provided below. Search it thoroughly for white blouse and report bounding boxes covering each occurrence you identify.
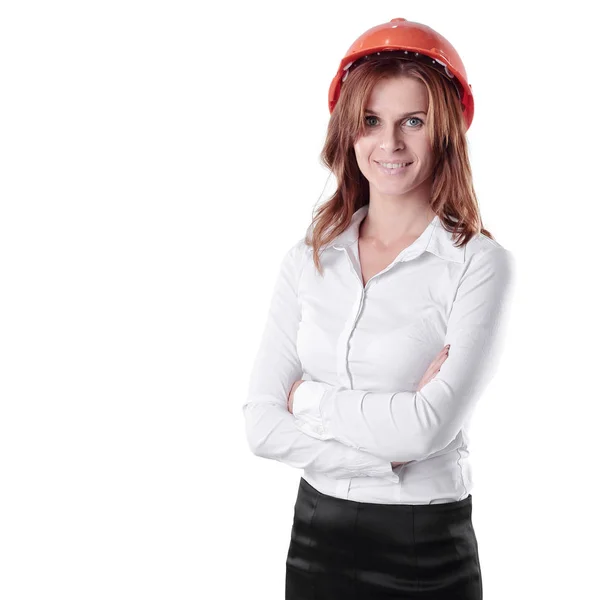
[243,205,516,504]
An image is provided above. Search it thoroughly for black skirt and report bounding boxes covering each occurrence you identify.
[286,477,482,599]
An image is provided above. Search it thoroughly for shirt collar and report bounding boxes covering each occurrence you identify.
[322,204,466,263]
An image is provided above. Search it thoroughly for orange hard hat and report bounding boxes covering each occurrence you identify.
[328,18,475,130]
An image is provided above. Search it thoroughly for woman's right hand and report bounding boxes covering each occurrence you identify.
[417,344,450,392]
[391,344,451,469]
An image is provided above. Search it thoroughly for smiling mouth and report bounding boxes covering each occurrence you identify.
[376,161,413,168]
[376,161,413,174]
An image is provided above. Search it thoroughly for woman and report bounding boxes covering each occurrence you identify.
[243,17,516,599]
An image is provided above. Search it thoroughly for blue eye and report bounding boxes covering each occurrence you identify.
[406,117,423,127]
[364,115,424,128]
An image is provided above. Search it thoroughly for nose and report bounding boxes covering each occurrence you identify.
[379,124,405,151]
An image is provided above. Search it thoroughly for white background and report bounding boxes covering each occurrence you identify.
[1,1,598,598]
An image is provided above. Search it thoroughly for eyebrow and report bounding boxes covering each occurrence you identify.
[364,109,427,118]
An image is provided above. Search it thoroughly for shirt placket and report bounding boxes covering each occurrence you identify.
[333,247,382,497]
[333,243,418,498]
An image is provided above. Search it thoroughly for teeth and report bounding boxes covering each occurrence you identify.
[380,162,411,168]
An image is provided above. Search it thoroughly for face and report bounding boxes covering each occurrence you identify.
[353,75,435,203]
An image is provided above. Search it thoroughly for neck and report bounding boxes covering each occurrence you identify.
[360,197,436,248]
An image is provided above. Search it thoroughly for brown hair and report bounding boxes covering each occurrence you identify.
[304,55,494,276]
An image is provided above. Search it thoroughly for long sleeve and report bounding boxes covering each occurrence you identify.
[292,246,516,463]
[242,239,399,482]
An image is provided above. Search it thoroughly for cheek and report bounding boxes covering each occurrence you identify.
[353,146,365,169]
[417,136,434,158]
[354,141,373,167]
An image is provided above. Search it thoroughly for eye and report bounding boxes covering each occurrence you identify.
[406,117,424,127]
[365,115,379,127]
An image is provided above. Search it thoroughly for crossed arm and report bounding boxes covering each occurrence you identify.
[291,246,516,463]
[242,240,400,482]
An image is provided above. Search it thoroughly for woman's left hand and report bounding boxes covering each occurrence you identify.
[287,380,305,413]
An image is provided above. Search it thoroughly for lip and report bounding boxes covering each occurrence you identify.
[375,160,413,165]
[375,160,413,175]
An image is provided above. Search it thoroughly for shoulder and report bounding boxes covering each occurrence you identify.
[461,232,516,288]
[286,237,311,260]
[280,237,311,275]
[464,231,514,265]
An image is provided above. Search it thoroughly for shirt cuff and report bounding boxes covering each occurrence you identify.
[376,464,401,483]
[292,380,331,437]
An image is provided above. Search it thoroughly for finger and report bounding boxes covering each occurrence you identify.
[435,348,450,365]
[425,356,446,380]
[428,355,446,375]
[423,349,449,382]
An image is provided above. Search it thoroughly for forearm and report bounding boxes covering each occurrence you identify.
[293,383,432,462]
[243,400,399,481]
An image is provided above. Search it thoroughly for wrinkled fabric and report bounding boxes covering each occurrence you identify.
[286,477,482,599]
